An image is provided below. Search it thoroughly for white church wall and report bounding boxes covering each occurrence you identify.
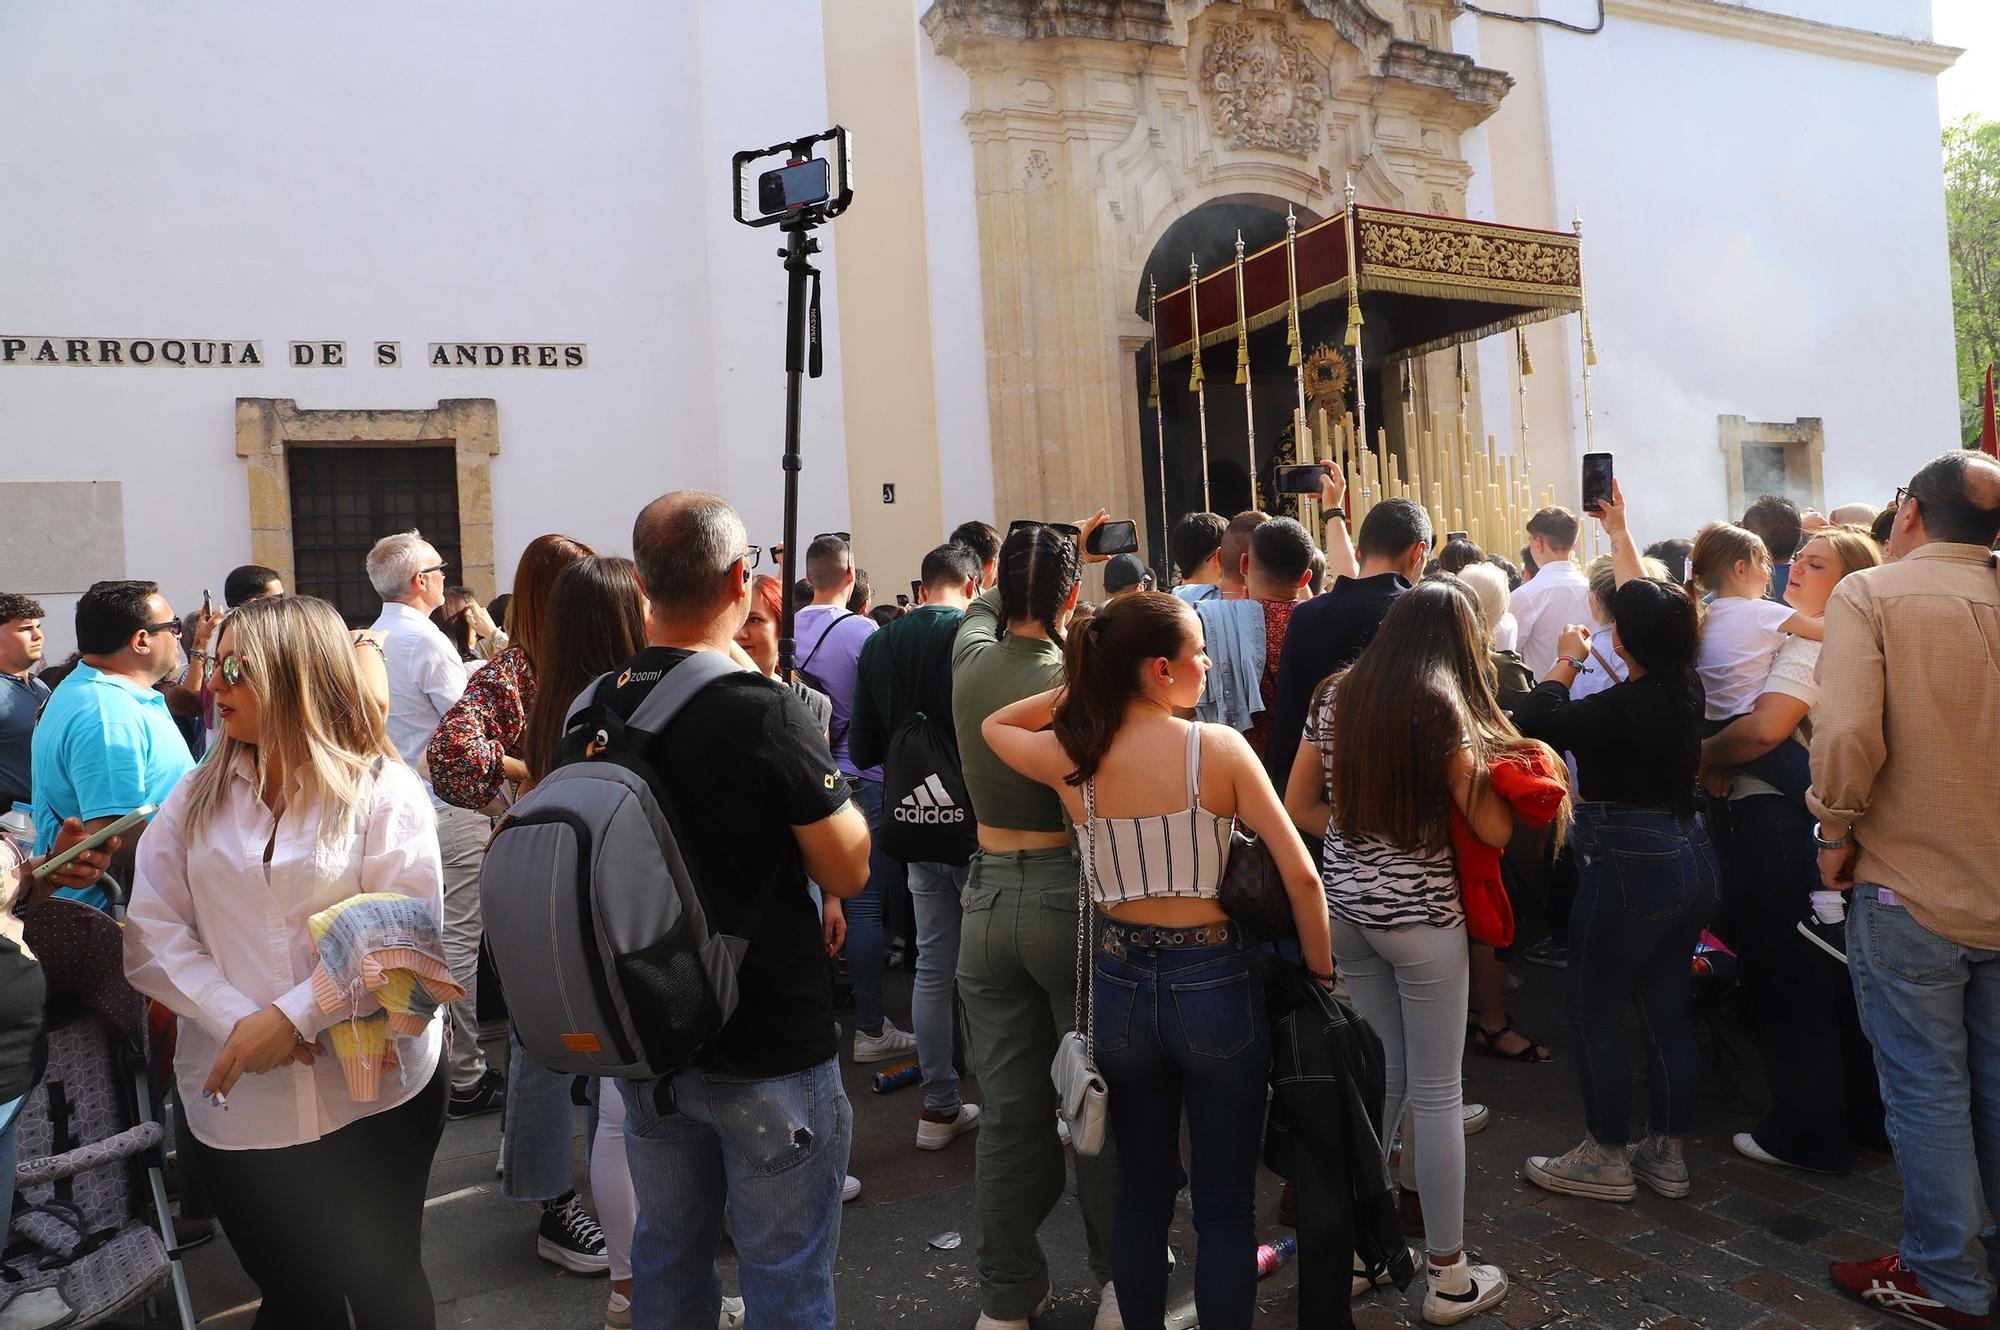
[0,0,850,656]
[914,0,997,532]
[1530,11,1958,537]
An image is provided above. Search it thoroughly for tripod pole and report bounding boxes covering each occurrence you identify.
[777,222,820,681]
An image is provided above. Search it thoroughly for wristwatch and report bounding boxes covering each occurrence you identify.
[1812,823,1853,851]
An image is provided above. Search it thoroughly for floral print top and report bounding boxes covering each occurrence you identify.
[426,644,534,811]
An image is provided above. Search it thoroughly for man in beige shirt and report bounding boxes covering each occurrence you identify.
[1809,449,2000,1330]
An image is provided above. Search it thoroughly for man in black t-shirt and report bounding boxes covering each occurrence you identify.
[613,491,871,1330]
[1265,498,1432,795]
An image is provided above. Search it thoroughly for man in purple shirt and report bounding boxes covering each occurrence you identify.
[795,536,915,1065]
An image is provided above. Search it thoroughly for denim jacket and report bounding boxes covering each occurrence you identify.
[1193,598,1266,732]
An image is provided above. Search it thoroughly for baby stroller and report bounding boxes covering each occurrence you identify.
[0,899,195,1329]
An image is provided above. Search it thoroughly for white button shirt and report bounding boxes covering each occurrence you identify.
[1510,559,1595,679]
[368,601,470,809]
[124,755,444,1150]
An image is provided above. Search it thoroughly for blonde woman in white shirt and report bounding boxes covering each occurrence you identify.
[126,595,448,1330]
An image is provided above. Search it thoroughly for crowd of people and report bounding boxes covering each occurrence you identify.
[1,445,1997,1330]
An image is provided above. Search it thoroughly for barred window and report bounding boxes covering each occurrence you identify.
[288,445,463,627]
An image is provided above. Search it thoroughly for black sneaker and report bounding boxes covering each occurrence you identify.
[1797,915,1848,966]
[1521,937,1568,970]
[536,1191,609,1274]
[447,1069,506,1120]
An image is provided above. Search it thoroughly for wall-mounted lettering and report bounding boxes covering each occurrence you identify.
[1,337,263,367]
[375,341,401,367]
[426,342,587,369]
[290,341,347,367]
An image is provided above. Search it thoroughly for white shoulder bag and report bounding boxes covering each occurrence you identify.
[1049,777,1109,1156]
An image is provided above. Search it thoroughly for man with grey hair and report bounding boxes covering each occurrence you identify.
[1815,450,2000,1329]
[609,491,869,1329]
[364,530,501,1117]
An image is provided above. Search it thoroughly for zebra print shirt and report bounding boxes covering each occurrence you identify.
[1306,687,1465,931]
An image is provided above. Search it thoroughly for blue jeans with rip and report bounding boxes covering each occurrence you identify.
[846,779,898,1035]
[1567,803,1719,1145]
[501,1029,581,1202]
[619,1057,850,1330]
[1849,883,2000,1316]
[1094,932,1268,1330]
[907,860,968,1113]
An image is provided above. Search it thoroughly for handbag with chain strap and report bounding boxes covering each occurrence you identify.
[1050,777,1109,1156]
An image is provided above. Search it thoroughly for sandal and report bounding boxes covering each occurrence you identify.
[1468,1015,1553,1063]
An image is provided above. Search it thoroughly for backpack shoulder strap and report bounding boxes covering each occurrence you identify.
[624,652,746,741]
[563,672,616,727]
[797,611,856,674]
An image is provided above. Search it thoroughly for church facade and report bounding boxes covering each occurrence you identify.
[0,0,1959,650]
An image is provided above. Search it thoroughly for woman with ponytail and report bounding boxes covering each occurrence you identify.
[1513,482,1720,1207]
[950,516,1124,1330]
[985,592,1332,1330]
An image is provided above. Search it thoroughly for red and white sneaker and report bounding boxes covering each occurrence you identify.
[1829,1254,1994,1330]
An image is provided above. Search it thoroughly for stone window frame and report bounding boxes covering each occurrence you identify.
[235,397,500,601]
[1717,414,1824,518]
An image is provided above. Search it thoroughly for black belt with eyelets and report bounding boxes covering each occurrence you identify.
[1098,917,1236,960]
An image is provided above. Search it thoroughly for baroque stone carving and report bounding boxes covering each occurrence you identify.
[1198,16,1331,158]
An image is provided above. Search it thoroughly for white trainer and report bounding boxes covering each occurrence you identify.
[1092,1281,1123,1329]
[842,1174,861,1203]
[853,1017,919,1064]
[916,1103,983,1151]
[1422,1259,1508,1325]
[1461,1103,1490,1135]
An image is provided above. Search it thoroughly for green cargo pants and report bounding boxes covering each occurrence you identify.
[957,846,1118,1319]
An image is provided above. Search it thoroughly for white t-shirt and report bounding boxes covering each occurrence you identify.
[1567,626,1627,702]
[1493,612,1519,654]
[1511,560,1594,679]
[1727,635,1821,802]
[1698,596,1796,720]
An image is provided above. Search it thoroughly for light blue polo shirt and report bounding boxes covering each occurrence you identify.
[30,662,196,880]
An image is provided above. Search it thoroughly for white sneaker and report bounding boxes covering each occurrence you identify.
[842,1174,861,1203]
[917,1104,983,1151]
[973,1295,1052,1330]
[718,1295,745,1330]
[1462,1103,1490,1135]
[853,1018,918,1063]
[1093,1281,1122,1329]
[1422,1259,1507,1325]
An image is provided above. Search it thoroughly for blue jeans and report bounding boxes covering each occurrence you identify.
[1567,804,1719,1145]
[618,1057,850,1330]
[1849,883,2000,1316]
[907,861,968,1113]
[501,1029,581,1202]
[847,779,899,1035]
[1094,931,1268,1330]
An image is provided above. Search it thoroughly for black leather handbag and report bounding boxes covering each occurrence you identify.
[1217,826,1298,939]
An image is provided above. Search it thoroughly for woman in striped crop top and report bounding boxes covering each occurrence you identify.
[986,591,1332,1330]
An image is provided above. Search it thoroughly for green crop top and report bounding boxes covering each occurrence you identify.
[950,590,1071,834]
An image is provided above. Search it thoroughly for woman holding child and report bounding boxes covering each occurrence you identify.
[1701,526,1885,1174]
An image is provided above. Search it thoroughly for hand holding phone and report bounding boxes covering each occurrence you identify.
[1274,463,1331,496]
[33,805,155,880]
[1582,452,1614,517]
[1084,519,1139,557]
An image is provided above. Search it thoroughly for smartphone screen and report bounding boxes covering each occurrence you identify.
[1274,463,1331,495]
[1582,452,1614,515]
[1085,520,1139,556]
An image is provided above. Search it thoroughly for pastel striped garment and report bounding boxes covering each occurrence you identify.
[309,892,463,1101]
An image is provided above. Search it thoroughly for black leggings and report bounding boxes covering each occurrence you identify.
[188,1060,448,1330]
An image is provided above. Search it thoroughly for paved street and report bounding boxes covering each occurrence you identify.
[181,961,1911,1330]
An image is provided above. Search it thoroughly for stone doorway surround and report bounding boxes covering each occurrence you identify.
[234,397,501,600]
[1718,413,1826,517]
[923,0,1512,543]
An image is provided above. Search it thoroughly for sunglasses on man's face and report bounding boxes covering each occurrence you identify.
[144,619,183,638]
[1008,520,1082,540]
[419,562,449,578]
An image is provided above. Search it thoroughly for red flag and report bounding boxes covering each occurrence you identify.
[1983,363,1997,458]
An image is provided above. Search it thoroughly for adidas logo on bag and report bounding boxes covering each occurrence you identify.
[894,774,967,825]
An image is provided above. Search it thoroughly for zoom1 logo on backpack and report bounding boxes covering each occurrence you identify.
[895,774,966,825]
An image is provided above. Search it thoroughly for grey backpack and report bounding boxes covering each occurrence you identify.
[480,651,747,1087]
